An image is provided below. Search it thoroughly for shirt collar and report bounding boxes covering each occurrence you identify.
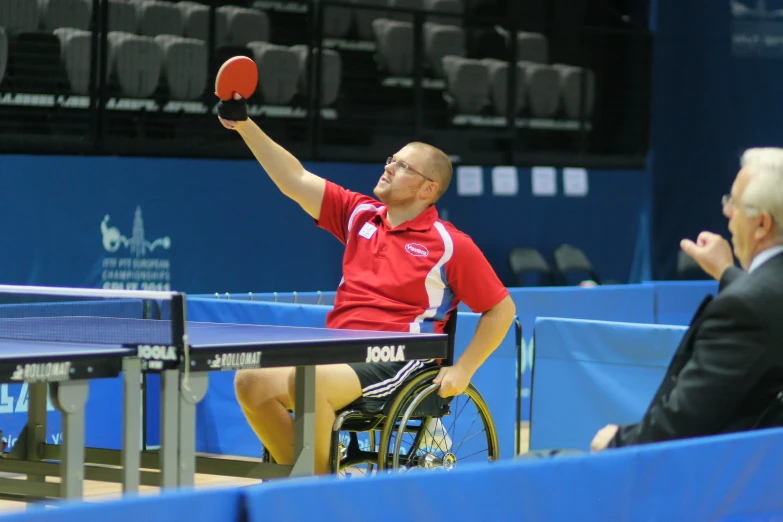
[749,244,783,273]
[373,205,439,232]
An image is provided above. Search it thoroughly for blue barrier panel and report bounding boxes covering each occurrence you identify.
[244,427,783,522]
[0,376,129,451]
[200,286,662,426]
[495,284,657,423]
[151,282,721,449]
[186,298,520,459]
[652,280,718,325]
[452,312,519,459]
[0,486,244,522]
[530,317,686,451]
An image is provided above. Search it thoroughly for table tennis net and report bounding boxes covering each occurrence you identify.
[0,295,175,346]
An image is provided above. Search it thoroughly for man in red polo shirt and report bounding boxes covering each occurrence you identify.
[218,96,516,474]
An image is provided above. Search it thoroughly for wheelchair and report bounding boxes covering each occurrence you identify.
[330,312,499,476]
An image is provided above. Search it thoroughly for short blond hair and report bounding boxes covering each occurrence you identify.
[407,142,453,201]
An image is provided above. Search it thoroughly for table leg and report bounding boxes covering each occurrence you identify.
[52,380,88,499]
[160,369,179,488]
[25,382,48,502]
[178,372,208,487]
[290,365,316,476]
[122,358,142,493]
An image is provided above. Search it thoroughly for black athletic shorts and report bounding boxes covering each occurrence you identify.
[348,360,438,399]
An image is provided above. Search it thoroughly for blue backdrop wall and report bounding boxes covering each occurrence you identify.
[0,154,651,294]
[650,0,783,278]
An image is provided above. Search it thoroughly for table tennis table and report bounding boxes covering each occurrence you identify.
[0,285,449,503]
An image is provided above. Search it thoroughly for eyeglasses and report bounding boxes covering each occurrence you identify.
[722,194,762,214]
[722,194,750,208]
[386,156,435,182]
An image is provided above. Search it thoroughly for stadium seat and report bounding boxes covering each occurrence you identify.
[53,27,92,95]
[107,0,139,34]
[553,63,595,120]
[677,249,704,280]
[508,247,556,286]
[155,35,207,101]
[0,27,7,85]
[5,32,67,93]
[176,1,209,41]
[516,31,548,64]
[138,0,185,37]
[442,56,490,114]
[423,22,465,77]
[520,62,560,118]
[247,42,299,105]
[217,6,269,46]
[372,18,414,76]
[552,243,601,285]
[290,44,342,107]
[39,0,90,32]
[107,31,163,98]
[0,0,40,33]
[352,0,386,41]
[482,58,526,116]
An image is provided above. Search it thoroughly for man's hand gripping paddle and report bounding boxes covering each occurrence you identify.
[215,56,258,122]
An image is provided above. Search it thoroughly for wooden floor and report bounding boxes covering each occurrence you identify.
[0,423,530,515]
[0,465,262,514]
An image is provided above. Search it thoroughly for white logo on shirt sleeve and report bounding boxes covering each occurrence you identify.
[358,223,377,239]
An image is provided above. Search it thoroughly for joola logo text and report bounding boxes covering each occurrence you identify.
[137,345,177,360]
[365,345,406,363]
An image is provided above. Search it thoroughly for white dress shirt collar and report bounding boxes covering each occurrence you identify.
[749,244,783,273]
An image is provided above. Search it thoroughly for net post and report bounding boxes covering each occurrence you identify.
[170,293,186,350]
[162,292,188,488]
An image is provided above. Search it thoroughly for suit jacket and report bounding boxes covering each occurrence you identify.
[609,251,783,448]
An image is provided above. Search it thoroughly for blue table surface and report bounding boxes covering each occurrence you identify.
[187,322,443,348]
[0,339,130,359]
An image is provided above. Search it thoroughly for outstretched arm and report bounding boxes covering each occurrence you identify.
[220,111,326,220]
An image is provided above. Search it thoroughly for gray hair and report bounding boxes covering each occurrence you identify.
[740,147,783,237]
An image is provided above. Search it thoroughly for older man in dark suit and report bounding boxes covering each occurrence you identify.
[591,147,783,451]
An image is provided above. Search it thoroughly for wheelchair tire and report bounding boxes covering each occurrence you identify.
[376,368,499,471]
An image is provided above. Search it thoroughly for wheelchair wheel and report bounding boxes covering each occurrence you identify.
[376,369,499,472]
[333,429,377,478]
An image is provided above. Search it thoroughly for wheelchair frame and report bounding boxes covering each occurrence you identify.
[329,311,500,474]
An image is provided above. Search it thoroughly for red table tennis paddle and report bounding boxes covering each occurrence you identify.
[215,56,258,101]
